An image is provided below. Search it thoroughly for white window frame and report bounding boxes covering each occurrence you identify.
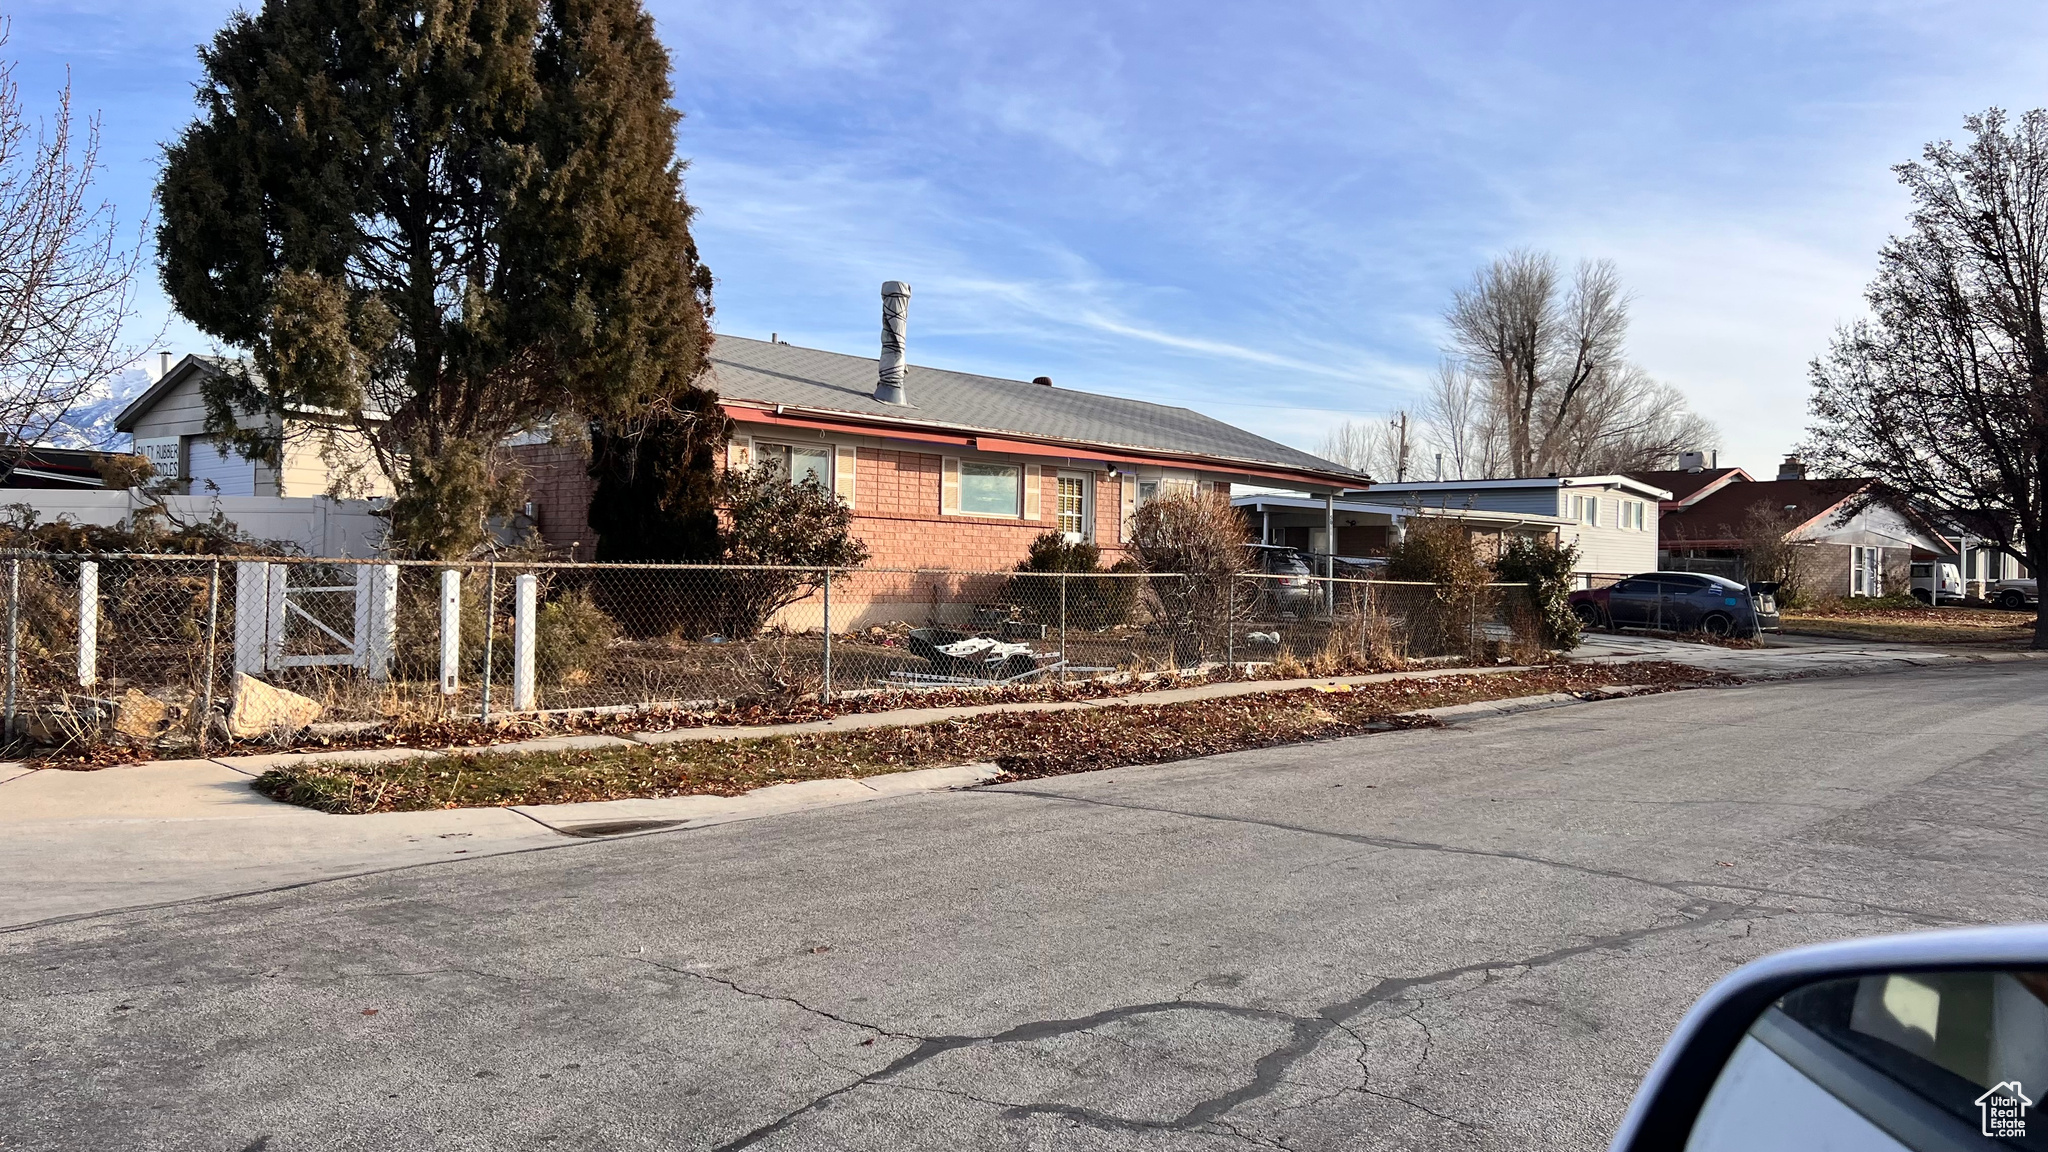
[753,439,835,489]
[1055,470,1093,541]
[956,459,1025,518]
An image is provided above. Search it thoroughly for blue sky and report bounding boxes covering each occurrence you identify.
[12,0,2048,474]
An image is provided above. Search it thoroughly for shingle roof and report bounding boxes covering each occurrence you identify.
[707,336,1361,482]
[1660,478,1870,541]
[1625,467,1751,505]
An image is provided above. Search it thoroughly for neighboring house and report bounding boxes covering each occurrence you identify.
[1230,492,1572,563]
[515,289,1365,569]
[1656,459,1956,597]
[1918,510,2035,599]
[112,354,392,499]
[1304,476,1669,582]
[1625,463,1755,514]
[0,446,107,489]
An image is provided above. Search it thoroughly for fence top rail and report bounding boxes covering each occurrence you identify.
[0,551,1537,587]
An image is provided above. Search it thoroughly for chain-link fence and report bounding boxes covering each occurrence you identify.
[0,552,1541,746]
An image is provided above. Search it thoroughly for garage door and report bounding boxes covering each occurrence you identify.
[186,439,257,496]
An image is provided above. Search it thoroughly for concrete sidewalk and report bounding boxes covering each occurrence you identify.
[0,752,1007,928]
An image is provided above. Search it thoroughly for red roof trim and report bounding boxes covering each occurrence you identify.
[722,403,1357,490]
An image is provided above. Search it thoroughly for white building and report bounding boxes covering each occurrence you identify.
[1337,476,1669,580]
[113,354,392,499]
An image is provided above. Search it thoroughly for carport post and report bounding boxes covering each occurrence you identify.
[1323,493,1336,616]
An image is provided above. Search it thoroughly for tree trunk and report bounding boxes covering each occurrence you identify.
[2035,605,2047,651]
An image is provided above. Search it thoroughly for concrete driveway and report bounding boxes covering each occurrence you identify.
[4,661,2046,1151]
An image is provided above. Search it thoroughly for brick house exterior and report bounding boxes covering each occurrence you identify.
[513,335,1362,575]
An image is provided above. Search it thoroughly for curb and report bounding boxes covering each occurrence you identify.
[509,762,1006,839]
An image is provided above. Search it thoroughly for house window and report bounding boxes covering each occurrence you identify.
[960,461,1022,516]
[1852,546,1884,596]
[1571,494,1597,526]
[1056,473,1091,539]
[756,441,832,488]
[1137,477,1194,507]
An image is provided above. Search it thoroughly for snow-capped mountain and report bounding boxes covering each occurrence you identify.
[38,367,150,451]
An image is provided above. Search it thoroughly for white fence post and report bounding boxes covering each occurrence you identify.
[439,569,461,696]
[264,564,288,670]
[233,561,270,675]
[512,573,537,712]
[76,561,97,687]
[354,564,399,682]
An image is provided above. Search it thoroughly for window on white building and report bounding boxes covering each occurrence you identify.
[960,461,1022,516]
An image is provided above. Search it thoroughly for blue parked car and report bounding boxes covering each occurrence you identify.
[1570,571,1780,637]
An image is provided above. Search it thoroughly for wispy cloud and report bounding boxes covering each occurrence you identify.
[19,0,2048,465]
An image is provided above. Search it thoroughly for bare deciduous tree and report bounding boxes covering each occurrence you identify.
[0,37,148,458]
[1437,249,1715,477]
[1317,411,1413,482]
[1805,108,2048,647]
[1422,359,1495,480]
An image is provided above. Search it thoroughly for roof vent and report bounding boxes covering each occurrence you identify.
[1778,454,1806,481]
[1032,376,1053,387]
[874,281,912,405]
[1678,450,1706,472]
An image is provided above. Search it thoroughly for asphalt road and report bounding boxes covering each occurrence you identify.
[5,661,2046,1151]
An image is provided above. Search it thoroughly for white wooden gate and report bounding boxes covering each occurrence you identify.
[234,562,398,680]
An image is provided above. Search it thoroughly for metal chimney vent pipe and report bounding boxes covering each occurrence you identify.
[874,281,912,405]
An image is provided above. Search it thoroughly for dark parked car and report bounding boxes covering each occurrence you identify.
[1570,571,1780,637]
[1244,544,1318,616]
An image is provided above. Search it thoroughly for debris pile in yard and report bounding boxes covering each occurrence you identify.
[251,661,1728,815]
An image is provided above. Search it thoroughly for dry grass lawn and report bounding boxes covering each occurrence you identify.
[253,662,1728,814]
[1780,604,2038,647]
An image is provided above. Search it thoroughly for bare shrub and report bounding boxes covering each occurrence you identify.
[1385,515,1492,659]
[1127,489,1251,667]
[712,465,870,639]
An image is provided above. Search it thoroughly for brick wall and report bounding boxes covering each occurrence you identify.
[513,437,1133,570]
[509,441,597,560]
[850,447,1127,570]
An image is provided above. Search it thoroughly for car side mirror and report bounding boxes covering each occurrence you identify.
[1610,926,2048,1151]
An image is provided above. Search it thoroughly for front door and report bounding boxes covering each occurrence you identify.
[1055,472,1091,541]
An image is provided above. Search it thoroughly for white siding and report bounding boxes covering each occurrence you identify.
[1558,484,1659,576]
[277,424,392,498]
[127,369,232,440]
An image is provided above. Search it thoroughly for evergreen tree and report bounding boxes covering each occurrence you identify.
[156,0,721,558]
[586,404,722,563]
